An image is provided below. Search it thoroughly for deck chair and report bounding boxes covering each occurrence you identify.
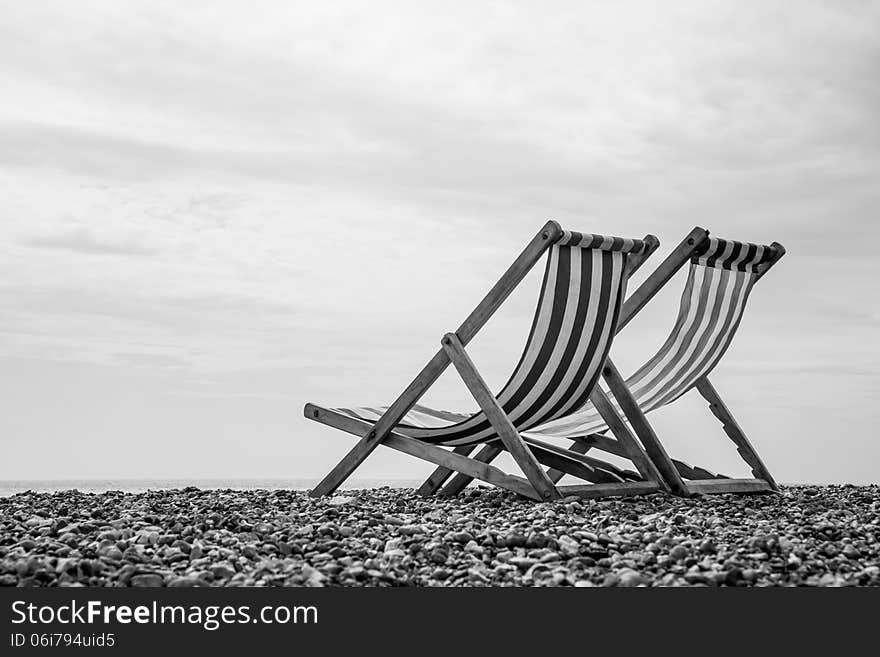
[305,221,682,501]
[519,229,787,496]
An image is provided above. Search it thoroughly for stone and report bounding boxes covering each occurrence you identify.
[526,533,548,549]
[539,551,562,563]
[211,564,236,579]
[617,568,647,587]
[557,535,580,558]
[842,545,861,559]
[669,545,690,561]
[723,567,743,586]
[384,538,404,552]
[130,573,164,587]
[301,565,325,587]
[601,573,620,586]
[509,557,538,571]
[167,576,199,587]
[163,548,188,563]
[451,531,474,544]
[429,548,449,565]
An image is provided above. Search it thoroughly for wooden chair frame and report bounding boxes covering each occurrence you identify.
[419,227,785,497]
[307,221,672,501]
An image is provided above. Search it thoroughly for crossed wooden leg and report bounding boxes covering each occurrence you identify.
[419,363,672,496]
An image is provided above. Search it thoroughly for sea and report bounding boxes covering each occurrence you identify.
[0,479,425,498]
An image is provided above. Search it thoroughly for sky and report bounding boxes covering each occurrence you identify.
[0,1,878,485]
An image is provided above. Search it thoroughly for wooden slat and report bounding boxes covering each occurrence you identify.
[625,234,660,276]
[546,440,591,484]
[557,481,661,499]
[686,479,773,495]
[672,459,723,481]
[305,405,541,500]
[695,377,778,490]
[601,359,690,496]
[588,387,668,489]
[522,436,637,482]
[416,445,476,496]
[617,226,709,331]
[578,433,629,458]
[441,333,560,501]
[309,221,562,497]
[429,411,654,492]
[753,241,786,283]
[441,443,504,496]
[522,440,624,484]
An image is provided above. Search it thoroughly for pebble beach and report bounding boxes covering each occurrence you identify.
[1,485,878,587]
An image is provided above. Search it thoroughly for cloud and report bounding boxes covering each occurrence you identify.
[113,351,191,369]
[21,226,159,256]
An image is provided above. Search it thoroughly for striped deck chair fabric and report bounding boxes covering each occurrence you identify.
[332,232,647,446]
[524,237,776,442]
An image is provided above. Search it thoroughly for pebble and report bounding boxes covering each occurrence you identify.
[451,531,474,544]
[510,557,538,570]
[0,484,876,587]
[669,545,690,561]
[557,535,580,558]
[130,573,164,587]
[617,568,647,587]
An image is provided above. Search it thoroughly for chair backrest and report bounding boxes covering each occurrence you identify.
[623,236,779,413]
[401,231,648,445]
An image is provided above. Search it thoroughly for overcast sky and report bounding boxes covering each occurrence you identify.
[1,1,877,485]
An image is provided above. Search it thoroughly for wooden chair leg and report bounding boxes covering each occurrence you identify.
[589,387,669,491]
[442,333,560,501]
[547,441,591,484]
[695,377,778,490]
[441,443,504,496]
[308,350,451,498]
[601,359,690,496]
[417,445,477,496]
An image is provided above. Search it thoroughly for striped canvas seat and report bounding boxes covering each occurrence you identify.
[333,232,648,446]
[524,237,776,441]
